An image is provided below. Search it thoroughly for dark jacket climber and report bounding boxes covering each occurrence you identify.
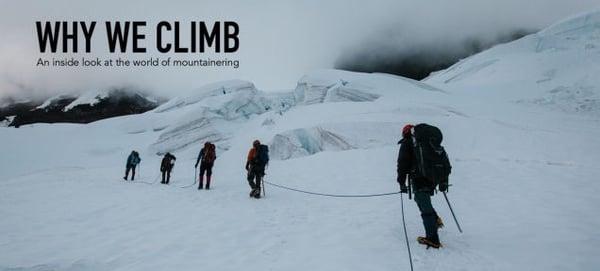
[160,152,176,184]
[246,140,268,198]
[397,124,445,249]
[195,142,216,190]
[124,151,141,181]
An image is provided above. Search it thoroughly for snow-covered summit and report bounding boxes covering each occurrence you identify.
[61,89,110,112]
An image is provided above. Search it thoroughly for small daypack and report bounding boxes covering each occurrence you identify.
[255,144,269,167]
[132,152,140,165]
[203,144,216,164]
[412,124,452,186]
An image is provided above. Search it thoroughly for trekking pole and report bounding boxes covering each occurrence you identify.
[442,192,463,233]
[400,192,414,271]
[260,176,267,198]
[408,177,412,200]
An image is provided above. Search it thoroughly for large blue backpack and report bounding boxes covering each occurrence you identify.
[255,144,269,167]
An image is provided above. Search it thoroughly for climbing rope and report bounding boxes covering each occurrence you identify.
[179,178,197,188]
[179,167,198,188]
[134,173,160,185]
[401,192,414,271]
[263,180,400,198]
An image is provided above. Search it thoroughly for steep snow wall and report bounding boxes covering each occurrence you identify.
[426,9,600,117]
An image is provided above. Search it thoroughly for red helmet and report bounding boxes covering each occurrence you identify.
[402,124,414,137]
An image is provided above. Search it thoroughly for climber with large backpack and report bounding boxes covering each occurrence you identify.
[245,139,269,198]
[160,152,177,184]
[195,142,217,190]
[397,123,451,249]
[124,150,141,181]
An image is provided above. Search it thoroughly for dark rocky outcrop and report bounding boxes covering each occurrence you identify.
[0,89,164,127]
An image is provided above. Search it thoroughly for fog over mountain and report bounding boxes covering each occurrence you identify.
[1,0,598,100]
[335,29,534,80]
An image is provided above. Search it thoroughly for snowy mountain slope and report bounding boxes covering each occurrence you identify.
[61,90,110,112]
[426,9,600,117]
[2,11,600,271]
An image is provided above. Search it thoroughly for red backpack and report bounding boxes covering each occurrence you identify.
[203,143,216,164]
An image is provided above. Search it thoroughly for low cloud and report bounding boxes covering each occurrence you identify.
[0,0,598,100]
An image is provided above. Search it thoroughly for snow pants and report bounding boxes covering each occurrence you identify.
[199,162,213,189]
[161,169,171,184]
[199,162,213,178]
[247,166,264,190]
[414,191,440,244]
[125,164,136,180]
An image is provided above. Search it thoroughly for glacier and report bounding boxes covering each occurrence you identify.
[2,10,600,271]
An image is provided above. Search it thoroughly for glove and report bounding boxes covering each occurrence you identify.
[439,183,448,192]
[245,162,250,171]
[195,163,198,168]
[400,183,408,193]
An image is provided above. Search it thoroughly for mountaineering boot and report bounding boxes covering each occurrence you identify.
[248,180,256,197]
[253,189,261,199]
[198,176,204,190]
[205,176,211,190]
[417,236,442,249]
[253,186,261,198]
[437,216,444,229]
[123,176,127,180]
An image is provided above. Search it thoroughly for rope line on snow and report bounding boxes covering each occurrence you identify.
[400,192,414,271]
[179,179,197,188]
[263,180,401,198]
[179,167,198,188]
[133,173,160,185]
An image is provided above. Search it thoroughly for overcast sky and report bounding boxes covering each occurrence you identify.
[1,0,599,99]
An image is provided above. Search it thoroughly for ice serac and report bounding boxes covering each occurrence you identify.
[294,72,380,105]
[152,81,260,154]
[270,122,401,160]
[425,9,600,116]
[150,80,295,155]
[270,127,353,160]
[154,80,258,113]
[150,73,391,155]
